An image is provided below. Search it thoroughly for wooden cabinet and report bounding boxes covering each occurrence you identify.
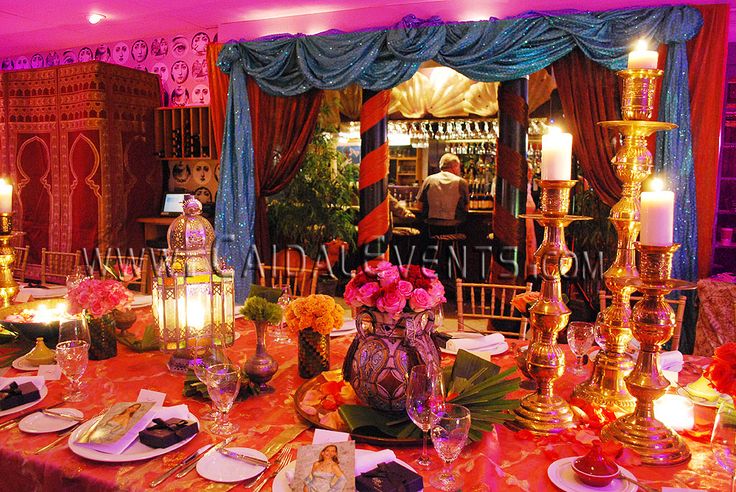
[0,62,161,268]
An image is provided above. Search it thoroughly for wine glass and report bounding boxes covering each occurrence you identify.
[567,322,594,376]
[712,401,736,492]
[406,364,444,468]
[65,265,89,291]
[56,340,89,402]
[272,284,292,343]
[594,312,607,351]
[58,318,91,346]
[430,403,471,491]
[205,363,241,435]
[190,342,229,420]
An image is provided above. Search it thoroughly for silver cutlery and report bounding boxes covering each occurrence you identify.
[41,409,84,422]
[149,442,214,487]
[174,435,235,479]
[218,447,269,467]
[33,424,79,454]
[249,446,294,492]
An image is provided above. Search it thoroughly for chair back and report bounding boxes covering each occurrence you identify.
[456,279,533,339]
[100,253,152,294]
[598,290,687,350]
[12,246,29,282]
[256,264,317,297]
[40,248,80,286]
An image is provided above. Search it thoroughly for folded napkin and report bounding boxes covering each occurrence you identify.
[0,376,44,390]
[660,351,684,371]
[446,333,505,352]
[78,404,189,455]
[287,449,397,484]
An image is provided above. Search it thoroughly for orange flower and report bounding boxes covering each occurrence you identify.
[284,294,344,335]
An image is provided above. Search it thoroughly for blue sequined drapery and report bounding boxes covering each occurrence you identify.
[217,6,703,301]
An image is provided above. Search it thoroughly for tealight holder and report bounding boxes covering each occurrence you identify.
[0,213,19,307]
[619,68,663,121]
[514,180,590,434]
[601,242,695,465]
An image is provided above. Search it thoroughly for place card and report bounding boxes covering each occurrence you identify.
[37,365,61,381]
[312,428,350,445]
[137,389,166,407]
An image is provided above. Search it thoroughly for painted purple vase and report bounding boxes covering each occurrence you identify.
[342,308,438,412]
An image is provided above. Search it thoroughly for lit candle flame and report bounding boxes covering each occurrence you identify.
[635,39,649,51]
[646,177,665,192]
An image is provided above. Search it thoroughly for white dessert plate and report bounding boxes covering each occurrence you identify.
[197,447,267,482]
[12,355,54,372]
[439,332,508,357]
[68,412,199,462]
[19,407,83,433]
[0,385,47,417]
[547,457,636,492]
[273,449,419,492]
[676,386,729,408]
[330,320,358,338]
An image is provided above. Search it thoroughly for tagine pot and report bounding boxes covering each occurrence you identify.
[342,308,439,412]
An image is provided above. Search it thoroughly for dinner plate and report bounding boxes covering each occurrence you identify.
[273,449,419,492]
[21,286,68,299]
[439,332,508,357]
[197,447,267,482]
[330,320,357,338]
[68,412,199,462]
[0,385,48,417]
[676,386,728,408]
[19,407,83,433]
[130,295,152,308]
[547,457,636,492]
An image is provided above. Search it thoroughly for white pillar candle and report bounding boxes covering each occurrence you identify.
[628,39,659,70]
[654,394,694,431]
[640,187,674,246]
[0,179,12,214]
[541,127,572,181]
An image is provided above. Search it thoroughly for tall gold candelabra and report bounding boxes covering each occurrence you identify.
[601,243,695,465]
[514,180,590,434]
[0,213,18,307]
[574,69,676,412]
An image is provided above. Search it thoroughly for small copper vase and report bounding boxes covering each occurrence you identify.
[244,321,279,392]
[298,328,329,379]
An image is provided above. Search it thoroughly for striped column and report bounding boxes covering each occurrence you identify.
[358,89,391,264]
[493,78,529,282]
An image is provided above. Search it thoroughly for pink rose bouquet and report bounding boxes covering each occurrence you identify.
[344,262,445,318]
[67,278,134,318]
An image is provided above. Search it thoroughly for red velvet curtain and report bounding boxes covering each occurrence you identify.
[206,43,228,158]
[688,4,729,277]
[247,77,324,259]
[552,50,621,206]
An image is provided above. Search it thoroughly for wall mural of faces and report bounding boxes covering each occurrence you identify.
[168,160,218,202]
[9,29,215,107]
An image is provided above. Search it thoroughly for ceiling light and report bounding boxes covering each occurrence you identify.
[87,13,106,24]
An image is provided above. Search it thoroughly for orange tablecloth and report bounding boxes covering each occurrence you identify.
[0,311,730,491]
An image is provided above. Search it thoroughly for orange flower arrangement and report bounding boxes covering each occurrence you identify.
[704,342,736,399]
[284,294,345,335]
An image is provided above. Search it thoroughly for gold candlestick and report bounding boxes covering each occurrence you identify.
[0,213,18,307]
[601,243,695,465]
[514,180,590,434]
[620,68,663,121]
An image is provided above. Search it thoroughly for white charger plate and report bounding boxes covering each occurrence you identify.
[68,412,199,462]
[197,447,267,482]
[439,332,508,357]
[131,295,152,308]
[0,385,47,417]
[21,286,67,299]
[330,320,358,338]
[273,449,419,492]
[547,457,636,492]
[19,407,83,433]
[676,386,728,408]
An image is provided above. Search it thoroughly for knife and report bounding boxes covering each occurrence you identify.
[33,424,80,454]
[41,409,84,422]
[218,447,269,467]
[174,436,235,479]
[149,442,215,487]
[0,401,64,430]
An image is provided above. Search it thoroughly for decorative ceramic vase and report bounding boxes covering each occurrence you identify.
[244,321,279,391]
[86,313,117,360]
[298,328,329,379]
[113,309,137,333]
[342,308,439,412]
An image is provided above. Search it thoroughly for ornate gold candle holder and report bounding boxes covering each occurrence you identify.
[601,243,695,465]
[620,68,663,120]
[0,213,18,307]
[514,180,590,434]
[574,120,675,413]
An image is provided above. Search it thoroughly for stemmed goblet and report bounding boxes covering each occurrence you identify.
[205,363,241,435]
[406,363,444,468]
[712,402,736,492]
[567,321,594,376]
[272,284,293,343]
[190,341,229,420]
[430,403,471,491]
[57,318,91,402]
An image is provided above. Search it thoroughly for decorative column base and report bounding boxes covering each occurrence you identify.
[514,394,575,434]
[601,413,690,465]
[573,351,636,413]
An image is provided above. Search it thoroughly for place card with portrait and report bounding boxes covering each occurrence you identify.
[292,441,356,492]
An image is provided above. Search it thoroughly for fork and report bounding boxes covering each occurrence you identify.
[247,444,293,491]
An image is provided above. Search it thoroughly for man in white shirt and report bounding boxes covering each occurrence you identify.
[416,153,469,226]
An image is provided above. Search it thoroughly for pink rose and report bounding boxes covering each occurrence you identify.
[356,282,380,307]
[428,280,446,302]
[344,282,359,306]
[378,266,400,288]
[376,288,407,316]
[397,280,413,297]
[409,288,435,311]
[421,267,438,279]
